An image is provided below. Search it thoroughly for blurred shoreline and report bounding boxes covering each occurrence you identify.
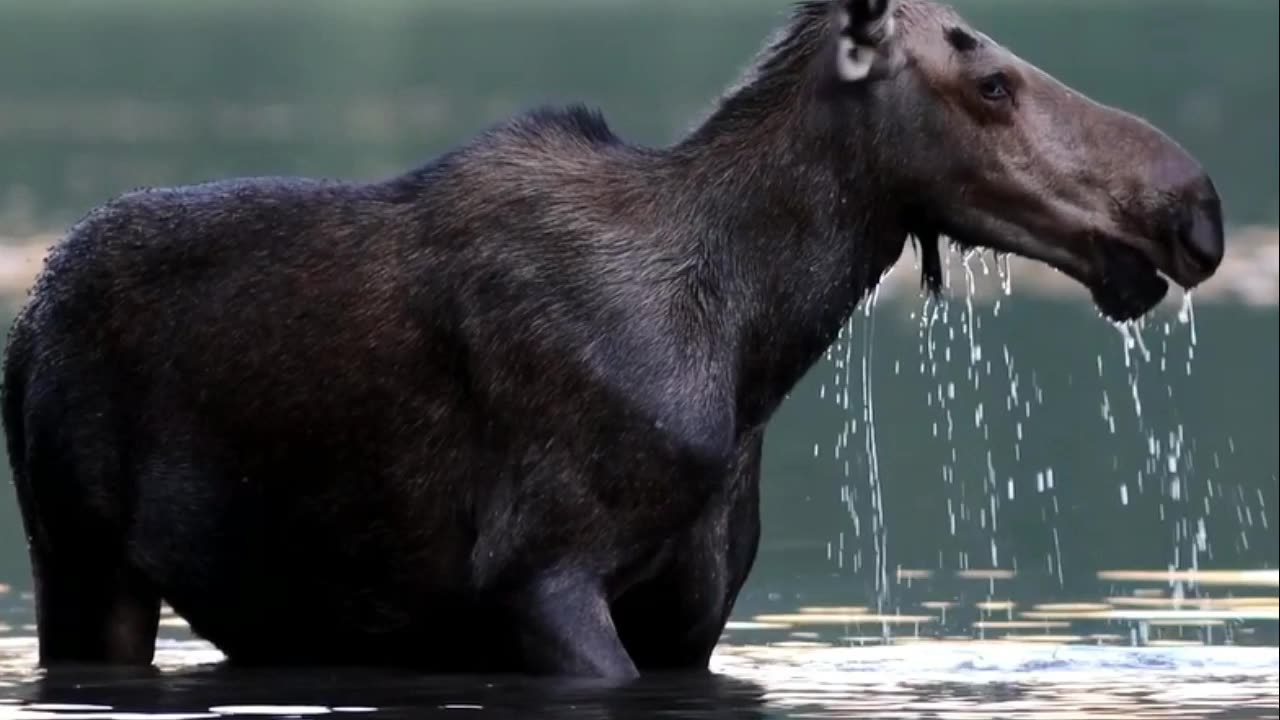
[2,226,1276,309]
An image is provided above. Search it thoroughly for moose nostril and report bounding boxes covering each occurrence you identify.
[1181,193,1225,273]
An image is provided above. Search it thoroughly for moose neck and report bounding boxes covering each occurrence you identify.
[669,47,910,428]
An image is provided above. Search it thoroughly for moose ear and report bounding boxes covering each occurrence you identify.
[836,0,897,82]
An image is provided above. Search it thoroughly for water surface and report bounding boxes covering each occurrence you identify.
[1,588,1277,719]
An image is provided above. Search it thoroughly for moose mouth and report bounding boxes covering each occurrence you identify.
[1087,241,1170,322]
[912,219,1174,323]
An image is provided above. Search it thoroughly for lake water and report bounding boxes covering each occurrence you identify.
[1,588,1277,719]
[2,577,1278,718]
[1,0,1277,717]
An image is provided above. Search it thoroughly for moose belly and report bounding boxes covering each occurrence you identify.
[125,440,711,665]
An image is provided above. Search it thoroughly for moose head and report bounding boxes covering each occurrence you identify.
[831,0,1224,320]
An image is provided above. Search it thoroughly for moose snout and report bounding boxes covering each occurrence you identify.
[1179,185,1225,279]
[1135,134,1226,288]
[1146,150,1223,285]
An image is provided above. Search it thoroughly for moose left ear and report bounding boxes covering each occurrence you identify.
[836,0,897,82]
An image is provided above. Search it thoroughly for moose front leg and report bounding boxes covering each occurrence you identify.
[612,434,763,671]
[515,571,640,680]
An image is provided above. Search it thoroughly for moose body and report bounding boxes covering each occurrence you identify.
[3,0,1223,678]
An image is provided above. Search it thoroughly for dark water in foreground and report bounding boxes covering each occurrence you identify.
[1,639,1277,719]
[1,592,1277,719]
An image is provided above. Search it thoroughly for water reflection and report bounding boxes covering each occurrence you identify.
[2,578,1278,720]
[6,645,773,720]
[0,636,1277,720]
[716,643,1279,719]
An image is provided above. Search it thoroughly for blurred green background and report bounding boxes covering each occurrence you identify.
[0,0,1276,641]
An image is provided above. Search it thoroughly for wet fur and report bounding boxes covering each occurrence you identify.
[2,2,911,676]
[1,0,1216,676]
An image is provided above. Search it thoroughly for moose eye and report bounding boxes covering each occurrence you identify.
[977,73,1012,102]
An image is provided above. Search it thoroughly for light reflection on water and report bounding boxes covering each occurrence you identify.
[0,637,1275,720]
[715,643,1279,719]
[0,596,1275,720]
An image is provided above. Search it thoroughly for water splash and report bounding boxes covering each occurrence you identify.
[914,249,1042,598]
[816,251,1249,644]
[1178,291,1197,376]
[861,282,890,604]
[825,277,893,609]
[1093,289,1255,611]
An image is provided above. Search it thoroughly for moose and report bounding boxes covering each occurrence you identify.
[3,0,1223,678]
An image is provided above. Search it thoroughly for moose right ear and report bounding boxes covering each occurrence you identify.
[835,0,897,82]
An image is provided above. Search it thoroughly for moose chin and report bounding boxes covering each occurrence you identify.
[2,0,1222,679]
